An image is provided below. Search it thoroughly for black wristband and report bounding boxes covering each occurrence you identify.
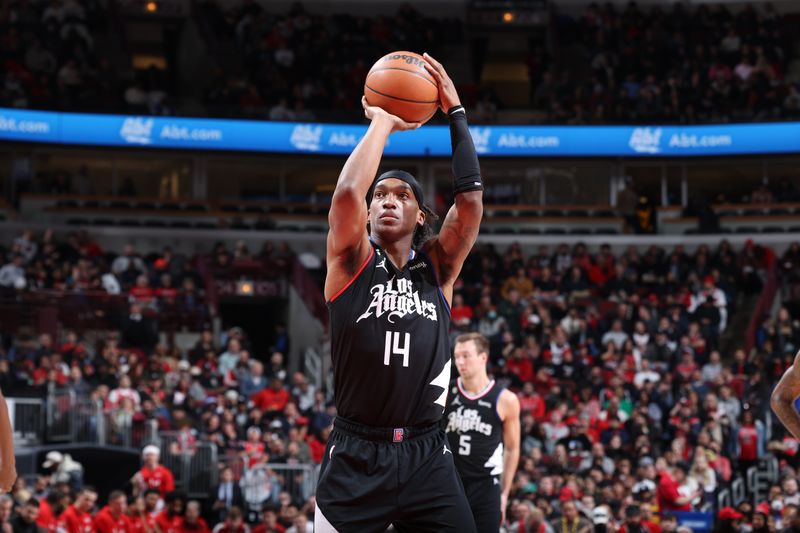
[449,109,483,195]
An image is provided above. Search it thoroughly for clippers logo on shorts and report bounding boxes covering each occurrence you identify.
[445,406,493,436]
[356,276,438,324]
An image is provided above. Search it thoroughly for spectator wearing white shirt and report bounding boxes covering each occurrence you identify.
[688,276,728,331]
[291,372,316,413]
[702,351,723,383]
[108,375,141,410]
[218,339,243,379]
[602,320,630,350]
[111,245,146,276]
[286,514,313,533]
[0,256,26,289]
[634,359,661,388]
[13,231,37,263]
[718,385,741,423]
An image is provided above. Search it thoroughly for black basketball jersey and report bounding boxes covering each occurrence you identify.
[443,378,504,480]
[327,241,452,428]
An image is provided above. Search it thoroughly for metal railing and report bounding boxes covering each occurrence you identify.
[8,398,45,447]
[157,431,219,499]
[42,390,158,449]
[220,454,319,512]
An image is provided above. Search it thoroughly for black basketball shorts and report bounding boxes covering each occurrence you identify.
[314,417,477,533]
[461,475,502,533]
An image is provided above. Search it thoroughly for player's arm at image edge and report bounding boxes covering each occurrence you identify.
[499,390,520,512]
[771,350,800,439]
[0,388,15,492]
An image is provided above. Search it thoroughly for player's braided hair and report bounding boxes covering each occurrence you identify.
[413,204,438,249]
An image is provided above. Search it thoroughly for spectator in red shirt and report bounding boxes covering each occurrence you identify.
[155,492,185,533]
[60,487,98,533]
[251,378,289,413]
[156,274,179,306]
[450,293,473,330]
[127,492,159,533]
[133,445,175,499]
[506,347,535,384]
[737,409,762,475]
[37,492,62,532]
[129,275,156,309]
[94,491,131,533]
[656,463,698,512]
[177,501,209,533]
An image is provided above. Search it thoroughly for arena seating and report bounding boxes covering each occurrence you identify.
[3,1,799,124]
[1,230,793,531]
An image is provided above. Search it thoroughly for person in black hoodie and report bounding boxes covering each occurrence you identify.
[9,498,40,533]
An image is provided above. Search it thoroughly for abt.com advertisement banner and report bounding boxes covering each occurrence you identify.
[1,107,799,157]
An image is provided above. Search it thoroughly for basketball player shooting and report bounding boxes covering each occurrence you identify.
[444,333,520,532]
[315,53,483,533]
[0,389,16,493]
[771,350,800,439]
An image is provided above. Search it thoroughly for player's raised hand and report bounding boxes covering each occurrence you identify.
[362,96,422,133]
[422,53,461,112]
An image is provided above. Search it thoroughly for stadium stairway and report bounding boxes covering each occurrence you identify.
[718,292,759,357]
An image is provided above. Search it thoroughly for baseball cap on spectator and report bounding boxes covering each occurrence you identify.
[225,390,238,403]
[592,507,610,525]
[142,445,160,457]
[559,487,575,501]
[296,416,309,426]
[42,451,64,468]
[718,507,743,521]
[632,480,656,494]
[756,503,771,516]
[177,360,190,372]
[638,457,654,468]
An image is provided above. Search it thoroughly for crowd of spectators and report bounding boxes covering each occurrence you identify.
[0,229,208,340]
[0,0,124,113]
[535,2,800,124]
[195,1,462,122]
[2,235,800,532]
[4,0,800,126]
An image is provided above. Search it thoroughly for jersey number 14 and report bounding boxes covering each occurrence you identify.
[384,331,410,367]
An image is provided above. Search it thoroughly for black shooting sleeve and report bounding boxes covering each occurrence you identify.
[448,105,484,195]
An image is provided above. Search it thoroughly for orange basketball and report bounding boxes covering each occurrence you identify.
[364,51,439,123]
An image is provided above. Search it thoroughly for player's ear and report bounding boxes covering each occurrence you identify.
[417,208,425,225]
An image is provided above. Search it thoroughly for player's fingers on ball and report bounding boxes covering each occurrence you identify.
[423,62,442,80]
[423,52,442,69]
